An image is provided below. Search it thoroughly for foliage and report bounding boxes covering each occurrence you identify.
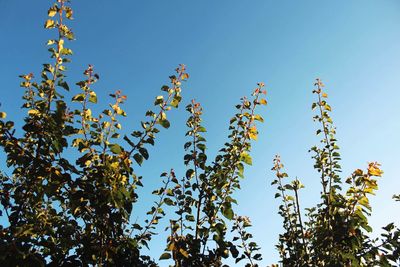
[159,91,265,266]
[1,1,398,266]
[271,79,400,266]
[0,0,265,266]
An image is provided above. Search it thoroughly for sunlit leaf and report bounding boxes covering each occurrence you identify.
[89,91,97,103]
[109,144,122,154]
[240,152,252,165]
[44,19,55,29]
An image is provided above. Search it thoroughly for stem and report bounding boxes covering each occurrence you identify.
[293,180,308,259]
[275,166,296,259]
[136,174,171,242]
[192,102,203,240]
[47,1,64,112]
[236,220,255,266]
[212,92,260,223]
[316,85,335,206]
[127,69,185,157]
[127,93,172,156]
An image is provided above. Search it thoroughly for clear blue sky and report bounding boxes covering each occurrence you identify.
[1,0,400,265]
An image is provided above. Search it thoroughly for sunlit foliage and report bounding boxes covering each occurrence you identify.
[272,79,400,266]
[0,0,264,266]
[1,1,398,266]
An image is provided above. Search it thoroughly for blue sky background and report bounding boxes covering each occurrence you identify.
[1,0,400,265]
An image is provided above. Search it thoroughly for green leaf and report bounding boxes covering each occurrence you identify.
[230,246,239,258]
[170,95,181,108]
[311,102,317,110]
[361,224,372,232]
[60,48,73,55]
[197,126,207,132]
[123,135,135,147]
[89,91,97,103]
[186,169,194,179]
[65,31,75,40]
[58,81,69,91]
[109,144,122,154]
[164,198,174,206]
[196,143,206,151]
[222,205,234,220]
[139,147,149,160]
[185,214,195,222]
[159,119,170,129]
[133,153,143,165]
[240,152,252,165]
[5,121,14,129]
[237,163,244,178]
[72,94,85,102]
[359,196,370,208]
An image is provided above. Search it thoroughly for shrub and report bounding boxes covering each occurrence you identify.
[271,79,400,266]
[0,1,264,266]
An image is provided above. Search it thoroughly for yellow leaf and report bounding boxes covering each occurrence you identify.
[119,174,128,184]
[48,8,57,17]
[0,112,6,119]
[325,104,331,111]
[368,163,383,177]
[249,131,258,140]
[59,39,64,51]
[111,162,119,169]
[322,93,328,98]
[167,242,175,251]
[240,152,252,165]
[181,73,189,80]
[73,207,80,215]
[253,114,264,122]
[364,188,375,195]
[179,248,189,258]
[259,98,267,105]
[28,109,40,116]
[354,169,363,176]
[249,126,258,140]
[160,111,167,121]
[66,8,73,19]
[359,196,370,208]
[47,39,56,46]
[85,108,92,117]
[44,19,55,29]
[53,169,61,177]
